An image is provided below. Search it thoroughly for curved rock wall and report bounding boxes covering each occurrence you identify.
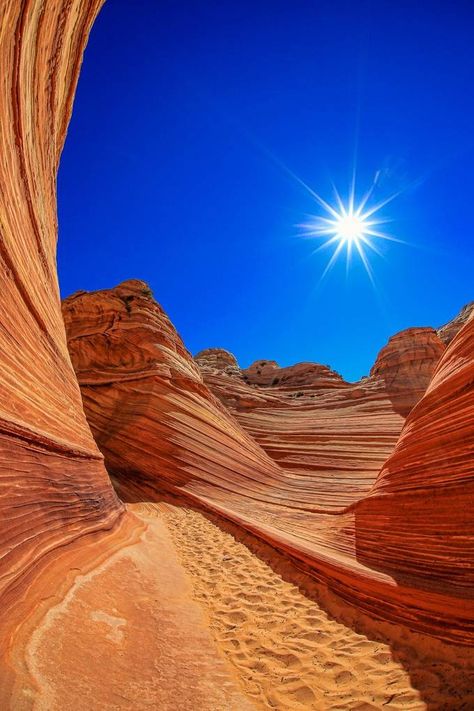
[63,281,296,511]
[369,327,446,416]
[0,0,124,651]
[350,314,474,639]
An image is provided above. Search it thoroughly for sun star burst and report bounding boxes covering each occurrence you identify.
[299,179,403,284]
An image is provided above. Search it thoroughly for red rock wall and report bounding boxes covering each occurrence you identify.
[199,368,404,509]
[369,327,446,416]
[0,0,123,642]
[348,314,474,640]
[64,283,474,642]
[62,282,295,511]
[195,327,446,508]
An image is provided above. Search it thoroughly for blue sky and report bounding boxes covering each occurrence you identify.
[58,0,474,381]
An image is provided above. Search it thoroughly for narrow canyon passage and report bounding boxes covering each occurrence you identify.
[10,499,474,710]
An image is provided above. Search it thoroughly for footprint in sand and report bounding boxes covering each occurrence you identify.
[159,502,474,711]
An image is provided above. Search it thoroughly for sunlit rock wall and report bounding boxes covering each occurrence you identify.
[0,0,124,649]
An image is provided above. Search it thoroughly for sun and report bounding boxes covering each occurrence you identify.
[332,211,367,244]
[298,179,404,284]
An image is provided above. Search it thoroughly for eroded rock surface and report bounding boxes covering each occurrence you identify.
[63,281,292,510]
[438,301,474,345]
[369,326,446,416]
[1,1,473,704]
[351,313,474,640]
[0,3,129,687]
[64,282,474,642]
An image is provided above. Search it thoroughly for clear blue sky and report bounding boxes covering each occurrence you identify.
[58,0,474,381]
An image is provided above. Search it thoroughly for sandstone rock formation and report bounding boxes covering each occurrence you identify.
[194,328,446,508]
[1,0,473,704]
[195,348,242,377]
[0,0,130,662]
[62,281,293,510]
[64,282,474,642]
[351,313,474,640]
[369,326,446,416]
[438,301,474,345]
[0,6,266,705]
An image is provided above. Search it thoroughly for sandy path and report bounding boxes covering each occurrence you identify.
[150,501,474,711]
[18,511,256,711]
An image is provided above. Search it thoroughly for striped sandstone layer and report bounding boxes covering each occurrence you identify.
[195,326,446,508]
[0,7,252,706]
[0,0,133,664]
[64,283,474,642]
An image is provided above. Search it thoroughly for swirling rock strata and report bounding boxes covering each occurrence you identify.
[0,0,127,670]
[63,281,294,510]
[198,367,404,510]
[351,314,474,639]
[64,283,474,642]
[369,327,446,416]
[195,328,445,508]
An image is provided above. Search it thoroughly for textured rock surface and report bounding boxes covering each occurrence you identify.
[369,327,446,416]
[0,0,129,672]
[3,0,473,706]
[199,366,404,509]
[64,283,474,642]
[351,313,474,638]
[63,281,293,510]
[0,8,260,705]
[14,507,256,711]
[243,360,346,389]
[195,325,449,506]
[195,348,242,377]
[438,301,474,345]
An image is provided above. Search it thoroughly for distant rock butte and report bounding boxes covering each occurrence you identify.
[369,326,446,416]
[64,282,474,642]
[195,347,242,377]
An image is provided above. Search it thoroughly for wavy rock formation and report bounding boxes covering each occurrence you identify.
[62,281,294,510]
[2,1,472,703]
[0,6,262,706]
[369,327,446,416]
[195,337,428,509]
[195,348,242,377]
[351,313,474,640]
[64,282,474,642]
[0,0,131,664]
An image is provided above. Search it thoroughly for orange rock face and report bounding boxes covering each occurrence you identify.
[194,327,447,509]
[0,0,128,661]
[198,357,404,510]
[62,281,291,510]
[64,283,474,642]
[1,3,473,702]
[351,314,474,639]
[369,327,446,416]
